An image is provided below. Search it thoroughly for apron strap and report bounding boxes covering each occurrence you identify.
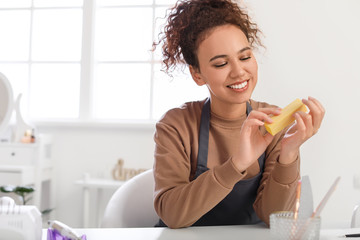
[195,98,211,178]
[246,101,252,115]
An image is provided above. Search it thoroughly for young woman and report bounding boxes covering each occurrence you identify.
[152,0,325,229]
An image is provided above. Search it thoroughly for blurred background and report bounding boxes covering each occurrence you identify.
[0,0,359,228]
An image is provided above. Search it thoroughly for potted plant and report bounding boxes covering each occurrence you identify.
[0,185,53,215]
[0,185,34,205]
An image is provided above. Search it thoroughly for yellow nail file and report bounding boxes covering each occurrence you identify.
[264,98,308,136]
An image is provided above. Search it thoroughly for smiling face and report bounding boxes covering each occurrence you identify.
[190,24,258,118]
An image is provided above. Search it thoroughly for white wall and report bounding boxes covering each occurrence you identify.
[37,0,360,228]
[38,125,156,227]
[247,0,360,228]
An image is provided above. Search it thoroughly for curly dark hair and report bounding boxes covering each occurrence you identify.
[153,0,263,75]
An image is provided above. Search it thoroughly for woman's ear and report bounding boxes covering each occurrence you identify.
[189,65,206,86]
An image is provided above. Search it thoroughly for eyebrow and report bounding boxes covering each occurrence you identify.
[209,47,251,62]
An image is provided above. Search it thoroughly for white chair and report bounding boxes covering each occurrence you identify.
[351,203,360,228]
[101,169,159,228]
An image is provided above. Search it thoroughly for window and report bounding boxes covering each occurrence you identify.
[0,0,82,120]
[0,0,208,124]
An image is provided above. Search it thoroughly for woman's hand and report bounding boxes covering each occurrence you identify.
[279,96,325,164]
[232,107,281,172]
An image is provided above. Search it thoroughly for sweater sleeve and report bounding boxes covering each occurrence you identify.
[253,127,300,226]
[153,120,246,229]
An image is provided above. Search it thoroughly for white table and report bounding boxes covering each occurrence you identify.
[41,225,360,240]
[74,175,124,227]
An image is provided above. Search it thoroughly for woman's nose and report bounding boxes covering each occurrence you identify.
[229,62,246,79]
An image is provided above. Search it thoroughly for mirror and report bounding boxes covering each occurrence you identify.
[0,72,14,137]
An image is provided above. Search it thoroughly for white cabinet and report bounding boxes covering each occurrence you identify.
[0,134,53,213]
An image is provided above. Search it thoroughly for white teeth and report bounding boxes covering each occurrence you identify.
[228,81,248,89]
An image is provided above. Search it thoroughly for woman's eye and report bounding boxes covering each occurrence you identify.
[214,62,227,68]
[240,56,251,61]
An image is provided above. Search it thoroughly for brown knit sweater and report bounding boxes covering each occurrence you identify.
[153,99,300,229]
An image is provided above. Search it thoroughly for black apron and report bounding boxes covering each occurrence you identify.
[156,98,266,227]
